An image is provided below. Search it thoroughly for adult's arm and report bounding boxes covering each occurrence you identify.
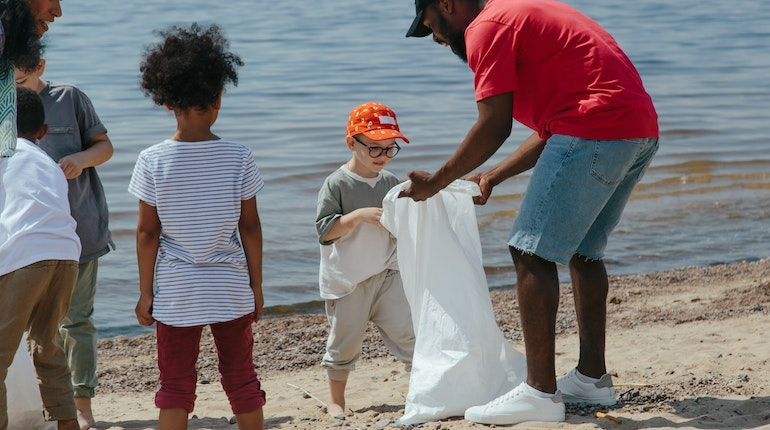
[466,131,547,205]
[399,92,513,201]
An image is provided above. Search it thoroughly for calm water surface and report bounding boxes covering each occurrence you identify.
[38,0,770,338]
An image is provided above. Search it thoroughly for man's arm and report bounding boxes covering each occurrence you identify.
[400,92,513,201]
[468,131,547,205]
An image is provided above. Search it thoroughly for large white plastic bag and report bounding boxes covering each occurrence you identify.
[381,179,526,424]
[6,333,54,430]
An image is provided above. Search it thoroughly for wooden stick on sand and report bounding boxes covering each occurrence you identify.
[595,411,622,424]
[287,383,328,408]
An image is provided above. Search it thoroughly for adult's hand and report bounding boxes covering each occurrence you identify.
[398,170,440,201]
[464,173,493,205]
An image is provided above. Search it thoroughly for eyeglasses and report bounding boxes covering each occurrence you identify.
[353,136,401,158]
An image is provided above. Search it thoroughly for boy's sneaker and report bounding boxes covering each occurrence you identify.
[557,368,617,406]
[464,382,566,425]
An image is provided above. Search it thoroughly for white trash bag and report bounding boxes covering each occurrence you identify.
[6,333,54,430]
[381,179,526,424]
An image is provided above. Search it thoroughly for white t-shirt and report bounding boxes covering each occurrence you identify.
[0,138,81,275]
[128,139,263,326]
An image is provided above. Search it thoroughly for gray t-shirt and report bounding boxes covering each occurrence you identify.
[315,165,400,299]
[37,81,113,262]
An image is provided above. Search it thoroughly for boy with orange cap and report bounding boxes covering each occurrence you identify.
[315,102,415,419]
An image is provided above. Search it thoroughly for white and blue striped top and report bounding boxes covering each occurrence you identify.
[128,139,263,326]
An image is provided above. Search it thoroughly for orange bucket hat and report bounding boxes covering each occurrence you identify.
[346,102,410,143]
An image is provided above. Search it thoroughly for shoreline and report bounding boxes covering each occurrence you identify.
[98,256,770,341]
[89,258,770,429]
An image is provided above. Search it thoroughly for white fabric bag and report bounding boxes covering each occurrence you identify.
[6,333,54,430]
[381,179,526,424]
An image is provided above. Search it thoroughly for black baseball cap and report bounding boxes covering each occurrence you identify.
[406,0,434,38]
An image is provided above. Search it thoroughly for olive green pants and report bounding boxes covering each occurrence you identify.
[57,259,99,398]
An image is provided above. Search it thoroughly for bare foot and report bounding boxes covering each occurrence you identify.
[327,378,347,419]
[74,397,98,430]
[327,403,346,419]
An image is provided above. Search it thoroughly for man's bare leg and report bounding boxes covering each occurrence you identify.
[568,254,609,378]
[510,247,560,393]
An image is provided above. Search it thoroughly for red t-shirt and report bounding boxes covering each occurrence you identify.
[466,0,659,140]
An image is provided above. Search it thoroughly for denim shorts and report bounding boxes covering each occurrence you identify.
[508,135,659,265]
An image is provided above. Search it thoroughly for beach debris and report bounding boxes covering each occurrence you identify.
[287,382,328,407]
[373,418,391,429]
[595,411,622,424]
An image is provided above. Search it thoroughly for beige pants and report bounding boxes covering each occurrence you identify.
[0,260,78,429]
[322,269,415,381]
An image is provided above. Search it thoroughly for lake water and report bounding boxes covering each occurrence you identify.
[37,0,770,338]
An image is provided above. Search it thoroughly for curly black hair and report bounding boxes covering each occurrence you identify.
[16,86,45,137]
[139,23,243,111]
[0,0,43,77]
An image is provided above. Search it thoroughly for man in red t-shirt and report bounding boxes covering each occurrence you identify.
[403,0,659,425]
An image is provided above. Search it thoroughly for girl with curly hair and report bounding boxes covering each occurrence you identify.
[129,23,266,430]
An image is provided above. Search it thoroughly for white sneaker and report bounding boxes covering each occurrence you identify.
[557,368,617,406]
[464,382,566,425]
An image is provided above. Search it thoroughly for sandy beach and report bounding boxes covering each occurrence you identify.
[86,258,770,430]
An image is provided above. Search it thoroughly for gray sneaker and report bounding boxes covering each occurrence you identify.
[557,368,617,406]
[464,382,566,425]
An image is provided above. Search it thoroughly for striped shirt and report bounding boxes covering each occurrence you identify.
[128,139,263,326]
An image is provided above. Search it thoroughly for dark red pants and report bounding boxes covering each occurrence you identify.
[155,314,266,414]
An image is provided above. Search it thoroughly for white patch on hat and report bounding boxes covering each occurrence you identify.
[378,115,397,126]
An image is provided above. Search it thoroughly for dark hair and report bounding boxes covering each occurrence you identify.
[139,22,243,111]
[16,86,45,137]
[0,0,43,77]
